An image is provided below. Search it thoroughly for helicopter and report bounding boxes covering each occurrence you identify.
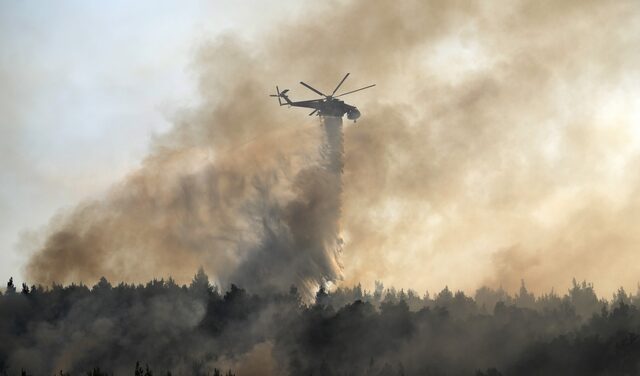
[270,73,375,122]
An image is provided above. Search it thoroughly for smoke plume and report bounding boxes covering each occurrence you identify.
[24,0,640,296]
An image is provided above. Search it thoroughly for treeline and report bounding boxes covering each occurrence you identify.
[2,270,640,375]
[322,278,632,319]
[16,362,235,376]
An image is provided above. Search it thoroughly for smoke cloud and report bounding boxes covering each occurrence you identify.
[25,0,640,297]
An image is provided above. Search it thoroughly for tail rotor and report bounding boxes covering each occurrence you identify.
[269,86,290,106]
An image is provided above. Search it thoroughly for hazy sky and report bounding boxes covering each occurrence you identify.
[3,1,640,297]
[0,1,304,285]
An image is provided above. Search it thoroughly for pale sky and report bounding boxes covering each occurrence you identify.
[0,1,304,285]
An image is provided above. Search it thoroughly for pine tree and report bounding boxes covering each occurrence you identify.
[515,280,535,309]
[6,278,16,294]
[189,267,212,296]
[93,277,112,292]
[315,285,329,306]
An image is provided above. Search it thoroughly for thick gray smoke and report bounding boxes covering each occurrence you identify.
[25,25,352,296]
[27,113,345,296]
[227,117,345,294]
[24,0,640,298]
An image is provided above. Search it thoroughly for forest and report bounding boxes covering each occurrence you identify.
[2,269,640,375]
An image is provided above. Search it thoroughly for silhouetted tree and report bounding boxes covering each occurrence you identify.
[405,289,424,311]
[93,276,112,292]
[515,280,535,309]
[6,277,16,294]
[434,286,453,307]
[613,287,631,305]
[569,278,602,319]
[373,280,384,303]
[189,266,213,297]
[475,286,511,312]
[315,285,329,306]
[354,283,363,301]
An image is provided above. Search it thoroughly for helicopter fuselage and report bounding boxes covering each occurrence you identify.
[313,98,360,119]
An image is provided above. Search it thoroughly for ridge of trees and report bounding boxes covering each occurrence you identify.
[3,270,640,375]
[11,362,235,376]
[5,274,633,318]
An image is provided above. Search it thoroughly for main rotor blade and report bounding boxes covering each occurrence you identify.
[300,81,326,97]
[330,73,350,96]
[308,109,318,116]
[336,84,376,97]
